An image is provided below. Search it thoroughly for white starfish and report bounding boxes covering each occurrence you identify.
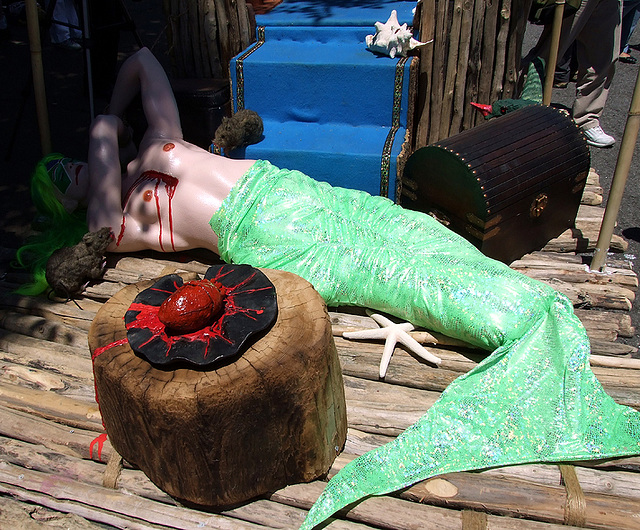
[343,311,441,378]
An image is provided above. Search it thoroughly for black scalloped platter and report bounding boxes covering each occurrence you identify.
[124,264,278,368]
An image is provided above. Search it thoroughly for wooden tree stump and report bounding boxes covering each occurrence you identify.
[89,268,347,507]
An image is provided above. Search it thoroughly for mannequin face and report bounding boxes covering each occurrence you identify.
[47,157,89,211]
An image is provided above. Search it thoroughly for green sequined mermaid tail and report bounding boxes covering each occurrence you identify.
[299,296,640,528]
[212,162,554,351]
[210,161,640,528]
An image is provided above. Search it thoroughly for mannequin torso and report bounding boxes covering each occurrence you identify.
[111,137,255,253]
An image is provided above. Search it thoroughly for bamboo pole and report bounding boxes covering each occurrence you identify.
[542,0,565,105]
[591,66,640,271]
[24,0,52,154]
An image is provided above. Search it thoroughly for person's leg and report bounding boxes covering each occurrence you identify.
[47,0,69,44]
[620,0,640,54]
[524,0,600,93]
[631,8,640,49]
[66,0,82,41]
[572,0,621,140]
[554,44,574,86]
[527,0,598,63]
[48,0,81,47]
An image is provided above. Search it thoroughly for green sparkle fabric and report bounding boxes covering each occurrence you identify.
[210,160,640,529]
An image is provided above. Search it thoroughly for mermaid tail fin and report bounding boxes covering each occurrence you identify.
[301,293,640,529]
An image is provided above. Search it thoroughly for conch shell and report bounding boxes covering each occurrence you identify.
[365,10,432,58]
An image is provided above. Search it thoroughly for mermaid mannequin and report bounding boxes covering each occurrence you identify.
[84,47,254,254]
[18,48,640,529]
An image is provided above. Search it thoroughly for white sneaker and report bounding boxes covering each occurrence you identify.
[582,125,615,148]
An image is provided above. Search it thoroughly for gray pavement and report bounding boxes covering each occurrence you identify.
[0,5,638,349]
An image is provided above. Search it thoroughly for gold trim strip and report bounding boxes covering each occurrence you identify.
[380,56,408,198]
[235,26,266,112]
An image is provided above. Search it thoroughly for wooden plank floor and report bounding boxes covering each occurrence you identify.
[1,170,639,529]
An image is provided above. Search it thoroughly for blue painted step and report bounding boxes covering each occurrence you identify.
[232,27,412,128]
[232,119,406,198]
[228,2,418,200]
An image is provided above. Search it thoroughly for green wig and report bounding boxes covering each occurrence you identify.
[15,153,89,295]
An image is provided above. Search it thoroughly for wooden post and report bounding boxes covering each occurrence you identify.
[163,0,255,79]
[413,0,439,144]
[414,0,533,147]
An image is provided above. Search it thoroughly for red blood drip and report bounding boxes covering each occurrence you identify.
[153,181,163,250]
[89,432,108,461]
[207,268,273,323]
[90,337,129,445]
[92,337,128,361]
[117,217,126,247]
[117,170,179,251]
[163,142,175,151]
[128,300,231,357]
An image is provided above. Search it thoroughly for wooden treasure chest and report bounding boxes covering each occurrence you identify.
[400,105,590,263]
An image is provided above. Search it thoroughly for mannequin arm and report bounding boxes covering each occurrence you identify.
[86,114,148,251]
[87,115,126,231]
[109,47,182,140]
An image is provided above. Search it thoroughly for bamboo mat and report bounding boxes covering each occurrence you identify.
[1,169,639,529]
